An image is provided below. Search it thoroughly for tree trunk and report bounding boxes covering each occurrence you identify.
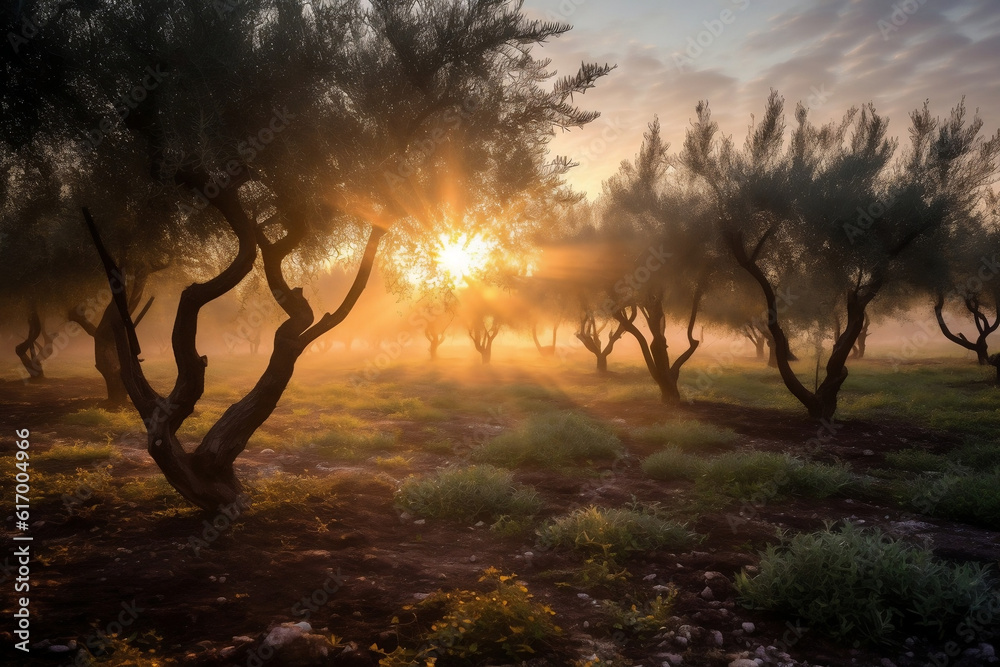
[429,336,441,360]
[94,315,130,408]
[14,309,47,381]
[596,353,608,373]
[755,338,766,360]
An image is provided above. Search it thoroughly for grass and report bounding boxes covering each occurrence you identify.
[381,568,560,665]
[883,448,949,473]
[471,411,622,468]
[641,446,706,481]
[642,448,859,499]
[34,441,119,464]
[630,419,738,451]
[736,522,997,643]
[699,451,858,499]
[308,430,398,459]
[536,505,696,559]
[61,408,141,433]
[396,465,542,522]
[907,469,1000,529]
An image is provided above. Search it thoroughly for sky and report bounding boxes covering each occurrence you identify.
[520,0,1000,198]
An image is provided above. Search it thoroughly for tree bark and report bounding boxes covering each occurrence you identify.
[14,308,48,381]
[615,286,702,405]
[576,310,627,374]
[934,295,997,365]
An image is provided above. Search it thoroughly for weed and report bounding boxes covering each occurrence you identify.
[736,522,996,643]
[396,465,542,522]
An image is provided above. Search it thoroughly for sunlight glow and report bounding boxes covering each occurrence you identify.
[434,232,494,286]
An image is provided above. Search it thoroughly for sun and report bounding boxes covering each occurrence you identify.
[435,232,493,286]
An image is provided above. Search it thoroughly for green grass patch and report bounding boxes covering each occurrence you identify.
[907,470,1000,529]
[641,446,706,481]
[630,420,738,451]
[34,441,119,464]
[736,522,997,643]
[884,449,949,473]
[61,408,141,433]
[396,465,542,522]
[380,568,560,665]
[537,505,695,559]
[700,451,857,499]
[471,411,622,468]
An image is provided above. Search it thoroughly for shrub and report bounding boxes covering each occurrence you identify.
[396,466,542,522]
[701,451,856,499]
[908,470,1000,529]
[736,522,996,643]
[641,446,706,481]
[631,420,738,451]
[600,590,676,636]
[948,441,1000,471]
[537,505,695,559]
[380,568,560,664]
[471,411,622,468]
[884,449,948,473]
[35,441,119,464]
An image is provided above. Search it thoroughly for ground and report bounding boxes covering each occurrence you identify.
[0,349,998,667]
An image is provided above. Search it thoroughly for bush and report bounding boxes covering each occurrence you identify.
[396,466,542,522]
[631,420,738,451]
[948,441,1000,471]
[736,522,996,643]
[600,590,676,637]
[700,451,856,499]
[884,449,948,473]
[908,470,1000,529]
[537,505,695,558]
[380,568,560,664]
[471,411,622,468]
[61,408,140,433]
[641,446,706,481]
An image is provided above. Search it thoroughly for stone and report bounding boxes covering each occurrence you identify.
[710,630,724,646]
[662,654,684,666]
[741,622,755,634]
[700,586,714,600]
[729,660,758,667]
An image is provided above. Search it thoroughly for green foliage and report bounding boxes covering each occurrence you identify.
[380,568,561,665]
[61,408,140,434]
[948,440,1000,470]
[883,449,949,473]
[700,451,857,499]
[311,430,399,460]
[641,446,706,481]
[471,411,622,468]
[396,466,542,522]
[537,505,695,559]
[34,441,119,464]
[630,420,738,451]
[907,470,1000,529]
[600,590,676,637]
[736,522,996,643]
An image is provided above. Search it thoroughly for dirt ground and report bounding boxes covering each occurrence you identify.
[1,360,998,667]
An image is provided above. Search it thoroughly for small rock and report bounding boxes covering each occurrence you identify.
[413,519,426,526]
[216,597,227,603]
[233,636,253,643]
[474,521,484,527]
[863,449,875,456]
[398,512,412,522]
[219,576,226,583]
[673,636,688,648]
[700,586,714,601]
[577,593,591,600]
[413,593,431,600]
[741,622,755,635]
[710,629,724,646]
[663,654,684,666]
[981,644,996,659]
[644,573,658,581]
[653,585,672,593]
[468,555,477,563]
[48,645,72,653]
[260,448,275,455]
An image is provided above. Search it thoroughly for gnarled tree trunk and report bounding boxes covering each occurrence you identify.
[14,308,53,381]
[934,294,997,365]
[576,310,628,373]
[615,286,703,405]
